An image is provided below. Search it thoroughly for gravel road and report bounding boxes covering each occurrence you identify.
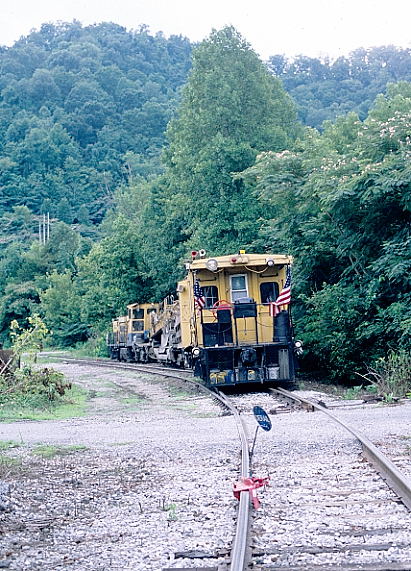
[0,361,410,570]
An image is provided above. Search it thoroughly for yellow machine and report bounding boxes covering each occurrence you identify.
[107,251,300,387]
[107,303,157,362]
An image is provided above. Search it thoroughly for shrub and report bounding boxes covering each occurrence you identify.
[358,350,411,400]
[0,366,72,403]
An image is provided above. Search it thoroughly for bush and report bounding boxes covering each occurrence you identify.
[358,350,411,400]
[297,282,374,380]
[73,333,109,358]
[0,366,72,403]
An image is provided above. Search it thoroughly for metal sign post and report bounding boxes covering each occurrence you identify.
[250,405,272,460]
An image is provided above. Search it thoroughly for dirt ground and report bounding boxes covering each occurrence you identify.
[0,362,237,570]
[0,361,410,570]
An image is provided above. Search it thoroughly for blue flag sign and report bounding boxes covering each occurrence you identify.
[253,406,272,432]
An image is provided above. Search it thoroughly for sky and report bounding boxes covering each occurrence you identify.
[1,0,410,60]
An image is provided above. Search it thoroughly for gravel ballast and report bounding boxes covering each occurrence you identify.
[0,362,410,570]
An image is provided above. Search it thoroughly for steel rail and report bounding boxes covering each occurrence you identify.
[216,392,251,571]
[271,387,411,511]
[51,355,192,376]
[53,355,253,569]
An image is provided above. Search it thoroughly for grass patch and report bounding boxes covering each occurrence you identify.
[342,384,378,400]
[34,352,71,364]
[0,440,21,450]
[0,383,88,422]
[32,444,87,458]
[356,351,411,400]
[167,386,191,399]
[121,395,143,405]
[0,455,22,469]
[69,337,109,358]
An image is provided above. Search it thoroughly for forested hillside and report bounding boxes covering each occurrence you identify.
[0,23,410,382]
[0,21,192,344]
[270,47,411,128]
[0,21,192,223]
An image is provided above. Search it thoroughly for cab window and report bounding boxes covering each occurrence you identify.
[201,285,219,309]
[132,320,144,331]
[230,275,248,302]
[260,282,279,304]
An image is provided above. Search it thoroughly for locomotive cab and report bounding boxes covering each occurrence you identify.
[108,303,157,362]
[178,251,297,387]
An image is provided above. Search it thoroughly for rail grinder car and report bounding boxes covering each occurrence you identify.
[107,251,301,387]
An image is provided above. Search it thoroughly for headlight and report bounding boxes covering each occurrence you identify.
[294,340,303,355]
[206,258,218,271]
[192,347,201,358]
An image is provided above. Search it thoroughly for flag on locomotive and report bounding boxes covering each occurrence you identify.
[194,278,205,309]
[269,266,291,317]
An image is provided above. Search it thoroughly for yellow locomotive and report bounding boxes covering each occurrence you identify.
[107,251,300,387]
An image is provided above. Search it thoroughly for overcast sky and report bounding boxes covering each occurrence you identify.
[1,0,410,60]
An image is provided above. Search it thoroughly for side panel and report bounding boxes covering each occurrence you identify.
[178,277,195,348]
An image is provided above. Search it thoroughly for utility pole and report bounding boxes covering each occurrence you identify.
[39,213,50,244]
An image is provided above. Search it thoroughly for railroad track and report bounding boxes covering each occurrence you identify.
[246,389,411,570]
[51,357,411,570]
[50,355,193,378]
[52,356,253,569]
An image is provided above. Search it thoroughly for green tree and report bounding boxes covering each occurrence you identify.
[40,271,88,346]
[162,26,300,253]
[239,81,411,380]
[9,314,49,361]
[56,198,74,223]
[0,283,41,343]
[73,214,155,330]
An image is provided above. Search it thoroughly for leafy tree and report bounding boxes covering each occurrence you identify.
[162,26,300,254]
[40,271,88,346]
[72,214,155,330]
[239,81,411,380]
[56,198,74,224]
[9,314,49,361]
[0,282,41,343]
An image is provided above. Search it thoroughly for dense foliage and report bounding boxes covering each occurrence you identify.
[0,20,192,222]
[270,46,411,128]
[0,21,191,342]
[239,82,411,378]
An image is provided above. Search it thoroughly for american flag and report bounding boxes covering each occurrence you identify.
[194,278,205,309]
[269,266,292,317]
